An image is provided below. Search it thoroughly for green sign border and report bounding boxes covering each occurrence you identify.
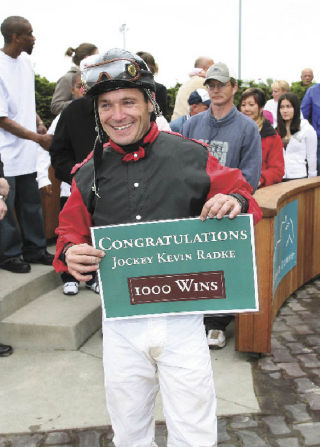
[91,215,259,320]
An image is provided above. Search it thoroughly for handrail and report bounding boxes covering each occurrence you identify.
[236,177,320,353]
[253,177,320,216]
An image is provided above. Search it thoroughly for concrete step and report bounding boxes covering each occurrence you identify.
[0,266,61,320]
[0,284,102,350]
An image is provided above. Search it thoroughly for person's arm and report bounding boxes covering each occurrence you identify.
[0,116,52,150]
[53,177,104,281]
[301,89,312,121]
[65,243,105,282]
[36,114,47,135]
[200,193,241,220]
[0,177,9,197]
[259,134,285,187]
[204,152,262,224]
[305,126,318,177]
[0,189,7,220]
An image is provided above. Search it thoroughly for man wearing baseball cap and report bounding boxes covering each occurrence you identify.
[183,62,262,350]
[170,88,210,134]
[53,49,261,446]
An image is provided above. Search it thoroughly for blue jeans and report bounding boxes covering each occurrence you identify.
[0,173,46,262]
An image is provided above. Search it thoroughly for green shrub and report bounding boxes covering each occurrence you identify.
[166,83,181,122]
[35,74,56,128]
[290,82,314,103]
[234,79,273,107]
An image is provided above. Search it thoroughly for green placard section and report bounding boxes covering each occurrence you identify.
[91,215,259,319]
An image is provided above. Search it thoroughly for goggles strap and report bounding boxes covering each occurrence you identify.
[145,89,161,117]
[91,98,106,199]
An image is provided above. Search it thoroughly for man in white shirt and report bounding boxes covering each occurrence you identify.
[0,16,53,273]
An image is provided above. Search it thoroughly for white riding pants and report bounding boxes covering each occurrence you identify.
[102,314,217,447]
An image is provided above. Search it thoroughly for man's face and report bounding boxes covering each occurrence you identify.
[190,102,209,116]
[16,22,35,55]
[98,88,153,146]
[301,69,313,86]
[206,80,237,108]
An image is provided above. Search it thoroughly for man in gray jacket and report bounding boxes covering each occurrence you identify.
[183,62,262,348]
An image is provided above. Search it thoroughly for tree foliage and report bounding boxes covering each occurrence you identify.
[165,83,181,122]
[35,74,56,128]
[234,79,273,106]
[290,82,314,103]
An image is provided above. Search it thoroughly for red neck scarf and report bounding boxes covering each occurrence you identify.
[104,122,159,162]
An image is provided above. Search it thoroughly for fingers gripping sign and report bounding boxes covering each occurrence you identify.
[65,243,105,282]
[200,194,242,221]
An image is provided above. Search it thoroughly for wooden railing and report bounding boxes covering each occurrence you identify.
[236,178,320,353]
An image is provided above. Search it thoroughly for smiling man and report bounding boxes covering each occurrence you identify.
[98,88,154,146]
[53,48,261,447]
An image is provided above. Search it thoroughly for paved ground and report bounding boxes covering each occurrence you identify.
[1,277,320,446]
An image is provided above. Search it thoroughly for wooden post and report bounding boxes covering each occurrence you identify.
[40,165,61,240]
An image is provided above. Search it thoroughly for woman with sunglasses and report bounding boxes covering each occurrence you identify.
[240,88,284,187]
[277,93,317,181]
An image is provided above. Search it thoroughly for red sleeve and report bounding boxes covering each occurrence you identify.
[259,134,284,187]
[206,153,262,224]
[53,178,92,273]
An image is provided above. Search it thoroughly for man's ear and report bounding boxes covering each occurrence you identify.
[11,33,19,44]
[233,83,238,95]
[148,101,154,113]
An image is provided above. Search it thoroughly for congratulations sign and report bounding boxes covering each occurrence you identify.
[91,215,259,319]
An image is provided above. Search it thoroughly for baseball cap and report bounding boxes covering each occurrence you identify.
[204,62,231,84]
[188,88,211,106]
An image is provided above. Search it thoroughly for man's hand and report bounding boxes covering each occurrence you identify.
[36,114,47,135]
[0,177,9,198]
[65,243,105,282]
[36,133,53,150]
[41,184,53,196]
[0,198,7,220]
[200,194,241,221]
[37,123,47,135]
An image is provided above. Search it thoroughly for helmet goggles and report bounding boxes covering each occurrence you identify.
[82,57,154,95]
